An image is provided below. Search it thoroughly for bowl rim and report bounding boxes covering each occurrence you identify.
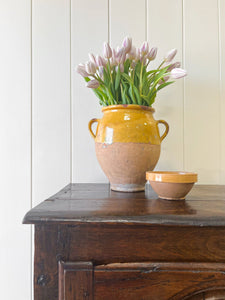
[146,171,198,183]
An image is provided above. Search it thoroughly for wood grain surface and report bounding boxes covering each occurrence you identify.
[23,184,225,226]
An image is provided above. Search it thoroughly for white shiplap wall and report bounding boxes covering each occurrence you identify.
[0,1,31,299]
[1,0,225,299]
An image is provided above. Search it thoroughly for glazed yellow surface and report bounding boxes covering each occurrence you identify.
[89,105,169,144]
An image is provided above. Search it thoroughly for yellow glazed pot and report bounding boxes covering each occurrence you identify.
[88,104,169,192]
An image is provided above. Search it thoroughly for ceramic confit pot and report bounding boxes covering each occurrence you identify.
[88,104,169,192]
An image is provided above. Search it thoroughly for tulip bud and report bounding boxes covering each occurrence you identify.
[88,53,96,65]
[140,41,149,55]
[76,63,89,77]
[159,76,170,85]
[171,68,187,79]
[127,46,136,60]
[164,48,177,62]
[120,52,126,65]
[96,55,104,67]
[116,47,124,62]
[103,42,112,59]
[166,61,181,72]
[98,66,104,80]
[85,61,96,75]
[137,48,142,61]
[110,49,117,66]
[147,47,157,61]
[102,57,107,67]
[122,36,132,53]
[131,61,137,68]
[116,64,124,73]
[86,79,99,89]
[140,54,147,65]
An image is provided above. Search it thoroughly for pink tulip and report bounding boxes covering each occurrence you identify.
[85,61,96,75]
[116,47,125,62]
[140,41,149,55]
[122,36,132,53]
[140,54,147,65]
[164,48,177,62]
[147,47,157,61]
[171,68,187,79]
[120,52,126,64]
[96,55,105,67]
[116,64,124,73]
[137,48,142,60]
[76,63,89,77]
[103,42,112,59]
[127,46,137,60]
[131,61,137,68]
[88,53,96,65]
[98,66,104,80]
[86,79,99,89]
[166,61,181,72]
[159,76,170,84]
[110,49,117,66]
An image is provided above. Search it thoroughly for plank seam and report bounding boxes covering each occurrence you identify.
[70,0,73,183]
[30,0,33,299]
[218,0,222,184]
[182,0,186,171]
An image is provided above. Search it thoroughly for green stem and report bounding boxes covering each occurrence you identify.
[157,59,165,70]
[92,74,104,85]
[139,61,144,94]
[107,59,113,82]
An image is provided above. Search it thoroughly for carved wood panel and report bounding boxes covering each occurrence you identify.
[58,261,225,300]
[188,289,225,300]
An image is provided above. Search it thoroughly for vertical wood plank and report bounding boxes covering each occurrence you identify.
[32,0,71,204]
[110,0,146,46]
[184,0,220,183]
[71,0,108,183]
[0,0,31,299]
[220,0,225,183]
[59,261,93,300]
[147,0,184,171]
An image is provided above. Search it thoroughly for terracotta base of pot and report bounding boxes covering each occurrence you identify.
[96,142,160,192]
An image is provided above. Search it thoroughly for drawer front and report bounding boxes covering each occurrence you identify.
[58,261,225,300]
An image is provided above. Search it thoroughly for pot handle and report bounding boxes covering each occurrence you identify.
[88,118,99,139]
[156,120,169,142]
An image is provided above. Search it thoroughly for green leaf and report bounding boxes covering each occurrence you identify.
[125,94,131,104]
[124,59,130,74]
[121,73,133,84]
[149,92,157,106]
[134,61,141,78]
[103,68,110,87]
[106,88,114,105]
[115,67,121,91]
[157,81,174,91]
[84,77,91,82]
[128,85,137,104]
[133,85,142,105]
[148,88,157,105]
[147,66,168,86]
[146,70,158,76]
[120,84,127,104]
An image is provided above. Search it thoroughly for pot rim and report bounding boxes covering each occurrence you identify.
[101,104,155,113]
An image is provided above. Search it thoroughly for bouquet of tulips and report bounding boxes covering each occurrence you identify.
[76,37,186,107]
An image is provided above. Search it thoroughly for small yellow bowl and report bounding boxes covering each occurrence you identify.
[146,171,198,200]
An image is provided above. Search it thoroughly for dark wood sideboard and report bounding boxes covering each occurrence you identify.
[23,184,225,300]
